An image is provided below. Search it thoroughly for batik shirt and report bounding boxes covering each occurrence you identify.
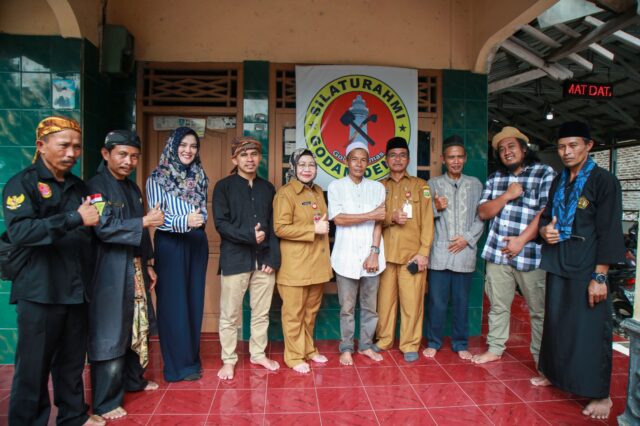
[480,163,555,271]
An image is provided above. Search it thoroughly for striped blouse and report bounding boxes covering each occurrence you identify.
[145,178,208,233]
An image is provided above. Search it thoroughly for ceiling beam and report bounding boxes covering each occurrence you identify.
[488,69,548,93]
[583,16,640,49]
[607,101,638,125]
[593,0,637,14]
[554,22,617,61]
[501,39,574,80]
[519,25,593,71]
[615,56,640,84]
[547,9,640,61]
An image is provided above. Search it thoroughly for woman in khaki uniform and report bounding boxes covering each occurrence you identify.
[273,148,333,373]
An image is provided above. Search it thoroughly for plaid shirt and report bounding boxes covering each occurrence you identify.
[480,163,556,271]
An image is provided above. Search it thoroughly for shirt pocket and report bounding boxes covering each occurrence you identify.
[521,185,539,209]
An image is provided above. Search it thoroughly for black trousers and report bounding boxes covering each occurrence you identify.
[539,272,613,399]
[9,301,89,426]
[90,347,148,415]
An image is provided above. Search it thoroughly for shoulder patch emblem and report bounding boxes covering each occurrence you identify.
[37,182,52,198]
[422,186,431,199]
[6,194,25,210]
[577,196,589,209]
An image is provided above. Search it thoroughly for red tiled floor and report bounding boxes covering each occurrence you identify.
[320,410,378,425]
[0,294,631,424]
[413,383,475,408]
[265,388,318,413]
[529,400,605,425]
[457,381,522,405]
[147,414,208,425]
[313,367,362,387]
[209,388,266,414]
[364,385,423,410]
[399,364,452,384]
[479,403,548,425]
[441,363,498,382]
[317,386,372,411]
[429,406,494,425]
[264,412,322,426]
[376,409,435,425]
[358,366,408,386]
[206,414,263,425]
[155,390,215,414]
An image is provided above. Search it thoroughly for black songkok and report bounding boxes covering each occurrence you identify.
[557,121,592,140]
[386,136,409,154]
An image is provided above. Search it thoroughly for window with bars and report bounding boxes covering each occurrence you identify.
[141,66,239,107]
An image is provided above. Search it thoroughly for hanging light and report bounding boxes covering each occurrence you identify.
[545,106,554,120]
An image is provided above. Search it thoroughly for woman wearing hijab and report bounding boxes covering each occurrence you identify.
[273,148,332,373]
[146,127,209,382]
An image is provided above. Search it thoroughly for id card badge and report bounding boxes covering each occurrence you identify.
[403,200,413,219]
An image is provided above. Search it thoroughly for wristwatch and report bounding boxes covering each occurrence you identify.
[591,272,607,284]
[370,246,380,254]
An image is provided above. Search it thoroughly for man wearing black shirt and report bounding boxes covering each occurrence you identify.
[213,136,281,380]
[87,130,164,420]
[535,121,625,420]
[3,116,103,425]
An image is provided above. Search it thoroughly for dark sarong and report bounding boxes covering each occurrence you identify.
[538,272,612,399]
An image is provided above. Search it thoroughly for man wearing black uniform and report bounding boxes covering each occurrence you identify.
[87,131,164,420]
[3,116,103,425]
[535,121,625,420]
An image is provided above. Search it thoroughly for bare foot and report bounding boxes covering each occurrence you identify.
[101,406,127,420]
[358,348,383,362]
[310,354,328,363]
[217,363,235,380]
[422,348,437,358]
[83,414,106,426]
[250,357,280,371]
[292,362,311,373]
[530,375,551,387]
[144,380,159,391]
[582,397,612,419]
[457,350,473,360]
[471,351,501,364]
[339,352,354,366]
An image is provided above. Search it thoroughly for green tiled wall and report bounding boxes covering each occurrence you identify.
[243,61,269,180]
[0,34,84,363]
[0,34,136,363]
[438,69,488,337]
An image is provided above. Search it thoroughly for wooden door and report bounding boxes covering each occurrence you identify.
[143,115,236,332]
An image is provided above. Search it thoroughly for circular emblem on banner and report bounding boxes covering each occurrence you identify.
[304,75,411,180]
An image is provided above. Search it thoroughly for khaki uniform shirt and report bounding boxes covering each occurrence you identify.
[382,173,434,264]
[273,179,332,286]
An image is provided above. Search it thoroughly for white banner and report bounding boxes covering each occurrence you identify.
[296,65,418,189]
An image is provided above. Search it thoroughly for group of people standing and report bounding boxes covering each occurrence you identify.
[2,114,623,424]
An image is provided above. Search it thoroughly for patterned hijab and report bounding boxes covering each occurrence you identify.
[150,127,209,211]
[286,148,316,185]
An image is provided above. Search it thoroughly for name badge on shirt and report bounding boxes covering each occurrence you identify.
[301,201,311,206]
[578,196,589,209]
[403,200,413,218]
